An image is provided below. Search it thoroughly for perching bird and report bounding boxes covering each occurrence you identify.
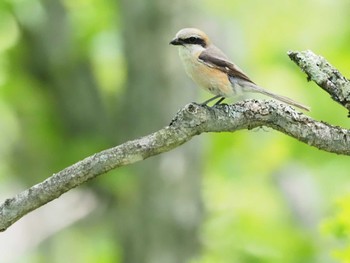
[170,28,309,111]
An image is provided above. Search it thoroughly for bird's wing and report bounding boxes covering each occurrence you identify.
[198,48,256,85]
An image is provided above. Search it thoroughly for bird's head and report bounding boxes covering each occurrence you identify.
[170,28,210,50]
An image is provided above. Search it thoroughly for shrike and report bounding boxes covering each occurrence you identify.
[170,28,309,111]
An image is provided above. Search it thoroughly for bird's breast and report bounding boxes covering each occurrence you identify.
[178,48,235,97]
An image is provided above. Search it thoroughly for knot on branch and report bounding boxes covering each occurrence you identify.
[169,103,210,128]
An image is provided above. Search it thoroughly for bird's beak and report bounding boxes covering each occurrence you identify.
[169,38,183,46]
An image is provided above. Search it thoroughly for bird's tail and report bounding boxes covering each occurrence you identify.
[247,84,310,111]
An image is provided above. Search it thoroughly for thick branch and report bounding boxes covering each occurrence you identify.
[288,50,350,114]
[1,100,350,231]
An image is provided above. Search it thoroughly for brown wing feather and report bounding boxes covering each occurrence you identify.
[198,51,256,85]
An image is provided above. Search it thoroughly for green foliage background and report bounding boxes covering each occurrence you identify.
[1,0,350,262]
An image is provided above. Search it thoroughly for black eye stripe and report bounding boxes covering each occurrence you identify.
[181,37,206,47]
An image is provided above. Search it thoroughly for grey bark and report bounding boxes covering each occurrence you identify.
[2,99,350,232]
[288,50,350,115]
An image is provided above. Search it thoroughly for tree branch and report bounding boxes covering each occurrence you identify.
[1,50,350,231]
[288,50,350,115]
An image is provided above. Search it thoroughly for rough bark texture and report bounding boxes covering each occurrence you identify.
[288,50,350,115]
[1,50,349,234]
[2,99,350,232]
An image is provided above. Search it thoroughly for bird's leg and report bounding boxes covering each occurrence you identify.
[200,95,224,106]
[213,97,225,105]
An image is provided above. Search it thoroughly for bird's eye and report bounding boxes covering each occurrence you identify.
[188,37,197,43]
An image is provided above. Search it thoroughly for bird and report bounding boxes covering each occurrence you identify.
[169,28,310,111]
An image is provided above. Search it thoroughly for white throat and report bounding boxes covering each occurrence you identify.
[178,44,205,57]
[177,44,205,72]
